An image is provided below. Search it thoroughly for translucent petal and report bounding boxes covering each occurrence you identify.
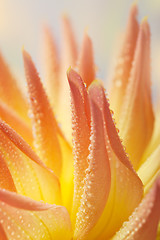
[86,82,143,239]
[112,177,160,240]
[119,19,154,169]
[43,26,60,112]
[141,109,160,164]
[23,50,62,177]
[0,189,72,240]
[0,52,29,122]
[110,4,139,121]
[138,146,160,194]
[0,100,32,145]
[0,154,16,192]
[0,119,61,205]
[73,81,111,239]
[78,32,95,86]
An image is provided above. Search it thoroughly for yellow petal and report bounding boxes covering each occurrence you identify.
[86,82,143,239]
[43,26,60,112]
[23,50,62,177]
[138,145,160,194]
[0,189,72,240]
[0,154,16,192]
[67,69,91,226]
[110,4,139,121]
[0,119,61,205]
[141,108,160,164]
[0,52,29,122]
[112,177,160,240]
[119,19,154,169]
[73,78,111,239]
[0,100,32,145]
[78,31,95,86]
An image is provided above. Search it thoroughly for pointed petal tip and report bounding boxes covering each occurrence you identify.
[130,1,138,16]
[89,79,103,88]
[140,16,149,30]
[22,49,32,64]
[66,66,72,77]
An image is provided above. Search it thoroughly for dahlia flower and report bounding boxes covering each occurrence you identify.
[0,3,159,240]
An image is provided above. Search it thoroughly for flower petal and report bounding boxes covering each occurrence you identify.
[119,19,154,169]
[138,145,160,194]
[0,189,72,240]
[110,3,139,121]
[0,100,32,145]
[112,177,160,240]
[0,223,8,240]
[0,52,29,122]
[0,119,61,205]
[86,82,143,239]
[23,50,62,177]
[73,80,111,239]
[78,32,95,86]
[67,69,91,226]
[43,26,60,112]
[0,154,16,192]
[141,109,160,164]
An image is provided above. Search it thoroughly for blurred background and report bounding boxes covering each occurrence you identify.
[0,0,160,98]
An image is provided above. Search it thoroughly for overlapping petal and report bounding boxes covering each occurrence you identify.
[112,177,160,240]
[0,119,61,205]
[0,189,72,240]
[0,100,32,145]
[86,82,143,240]
[0,154,16,192]
[119,19,154,169]
[67,69,91,226]
[110,4,139,121]
[0,53,29,122]
[73,78,111,240]
[138,146,160,194]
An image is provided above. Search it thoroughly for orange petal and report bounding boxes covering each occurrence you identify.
[110,3,139,121]
[0,189,72,240]
[0,100,32,145]
[78,31,95,86]
[86,82,143,239]
[0,224,8,240]
[74,82,111,239]
[0,119,61,205]
[43,26,60,112]
[67,69,91,226]
[0,52,29,122]
[23,50,62,177]
[112,177,160,240]
[119,19,154,169]
[0,154,16,192]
